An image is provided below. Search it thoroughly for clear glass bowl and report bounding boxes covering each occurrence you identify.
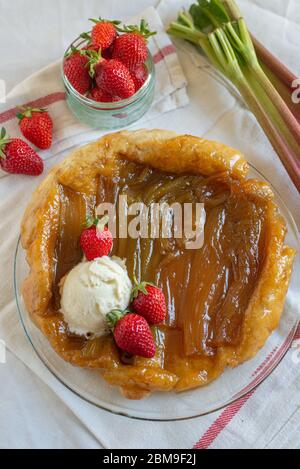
[62,37,156,129]
[14,141,300,421]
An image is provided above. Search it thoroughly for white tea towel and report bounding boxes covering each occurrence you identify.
[0,0,299,449]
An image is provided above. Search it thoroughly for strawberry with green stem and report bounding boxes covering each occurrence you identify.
[131,277,167,325]
[0,127,43,176]
[107,310,156,359]
[17,107,53,150]
[84,49,135,99]
[80,214,113,261]
[79,18,120,53]
[88,17,120,50]
[63,46,92,95]
[113,19,156,71]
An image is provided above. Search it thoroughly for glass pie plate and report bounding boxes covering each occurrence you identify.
[14,139,300,422]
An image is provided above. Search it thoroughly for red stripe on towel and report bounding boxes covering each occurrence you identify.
[194,326,297,449]
[194,391,254,449]
[293,325,300,341]
[0,91,66,124]
[153,44,176,64]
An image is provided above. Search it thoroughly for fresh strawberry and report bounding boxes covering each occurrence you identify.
[16,107,53,150]
[80,31,113,56]
[80,215,113,261]
[84,49,135,99]
[112,33,148,71]
[131,278,167,325]
[63,50,91,95]
[107,311,156,358]
[89,18,119,50]
[90,87,121,103]
[95,59,135,99]
[112,20,156,70]
[0,128,43,176]
[131,63,148,91]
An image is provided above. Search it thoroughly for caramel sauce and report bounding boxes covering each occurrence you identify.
[49,159,268,373]
[52,185,96,309]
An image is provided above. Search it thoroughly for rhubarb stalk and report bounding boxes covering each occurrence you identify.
[167,0,300,192]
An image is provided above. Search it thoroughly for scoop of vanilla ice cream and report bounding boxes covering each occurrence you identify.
[60,256,132,337]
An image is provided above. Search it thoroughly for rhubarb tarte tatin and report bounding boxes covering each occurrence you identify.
[21,130,295,399]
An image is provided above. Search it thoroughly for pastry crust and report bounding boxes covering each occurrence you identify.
[20,130,296,398]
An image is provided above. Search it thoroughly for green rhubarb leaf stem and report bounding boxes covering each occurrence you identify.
[236,76,300,191]
[167,18,224,73]
[224,19,300,151]
[178,10,195,29]
[251,34,298,93]
[168,19,204,45]
[261,63,300,123]
[167,2,300,192]
[208,28,244,81]
[221,0,242,20]
[248,64,300,151]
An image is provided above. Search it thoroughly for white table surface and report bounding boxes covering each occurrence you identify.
[0,0,299,449]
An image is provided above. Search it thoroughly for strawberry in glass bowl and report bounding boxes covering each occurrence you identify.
[62,17,156,129]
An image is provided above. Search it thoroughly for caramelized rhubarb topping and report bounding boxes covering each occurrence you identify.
[105,162,269,356]
[53,185,96,308]
[182,188,266,355]
[51,161,275,364]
